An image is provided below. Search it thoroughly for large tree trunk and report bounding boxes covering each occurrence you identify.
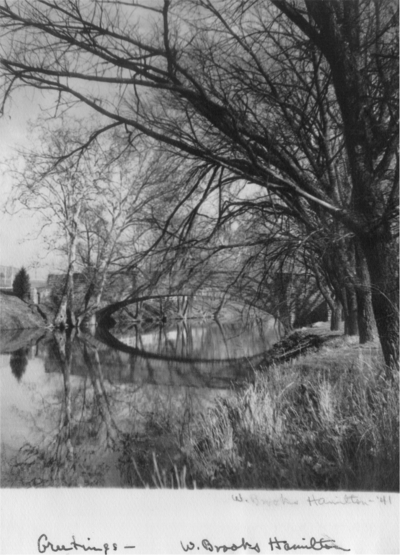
[54,295,68,329]
[362,234,399,374]
[66,269,76,328]
[272,274,295,332]
[53,206,81,329]
[356,286,375,345]
[355,244,375,344]
[330,298,342,331]
[342,285,359,337]
[298,1,398,373]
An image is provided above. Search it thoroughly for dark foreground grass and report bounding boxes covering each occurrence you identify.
[119,340,399,491]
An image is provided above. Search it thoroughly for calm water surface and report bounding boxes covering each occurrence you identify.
[0,317,282,487]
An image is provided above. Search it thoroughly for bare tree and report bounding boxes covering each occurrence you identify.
[7,119,162,327]
[0,0,397,370]
[7,121,97,327]
[74,141,165,323]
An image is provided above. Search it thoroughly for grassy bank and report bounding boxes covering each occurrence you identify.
[0,292,46,330]
[119,334,399,491]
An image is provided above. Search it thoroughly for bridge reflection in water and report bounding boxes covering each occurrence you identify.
[96,317,283,388]
[0,316,283,487]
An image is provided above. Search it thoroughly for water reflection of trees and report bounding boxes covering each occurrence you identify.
[10,348,29,382]
[2,320,279,486]
[3,332,120,486]
[3,330,222,487]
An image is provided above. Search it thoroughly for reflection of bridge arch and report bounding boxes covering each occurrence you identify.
[95,324,270,365]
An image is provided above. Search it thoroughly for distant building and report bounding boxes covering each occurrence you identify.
[38,272,89,304]
[0,265,18,289]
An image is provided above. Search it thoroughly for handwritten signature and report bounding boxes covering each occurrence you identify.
[180,537,350,552]
[37,534,135,554]
[233,492,392,508]
[37,533,350,553]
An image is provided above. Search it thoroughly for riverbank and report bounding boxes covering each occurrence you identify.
[118,326,398,491]
[0,292,47,330]
[2,318,396,491]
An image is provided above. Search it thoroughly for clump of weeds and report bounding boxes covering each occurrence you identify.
[118,344,399,491]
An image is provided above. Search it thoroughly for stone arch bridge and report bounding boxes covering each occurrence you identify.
[95,287,267,326]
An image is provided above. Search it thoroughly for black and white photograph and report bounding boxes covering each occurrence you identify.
[0,1,398,553]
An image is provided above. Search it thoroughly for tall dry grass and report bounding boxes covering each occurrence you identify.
[121,344,399,491]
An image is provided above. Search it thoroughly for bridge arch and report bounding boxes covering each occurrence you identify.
[95,290,270,326]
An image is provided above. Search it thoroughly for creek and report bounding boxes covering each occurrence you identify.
[0,316,283,487]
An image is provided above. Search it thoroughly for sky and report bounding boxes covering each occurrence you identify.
[0,1,249,283]
[0,86,253,281]
[0,0,244,282]
[0,2,155,281]
[0,89,87,279]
